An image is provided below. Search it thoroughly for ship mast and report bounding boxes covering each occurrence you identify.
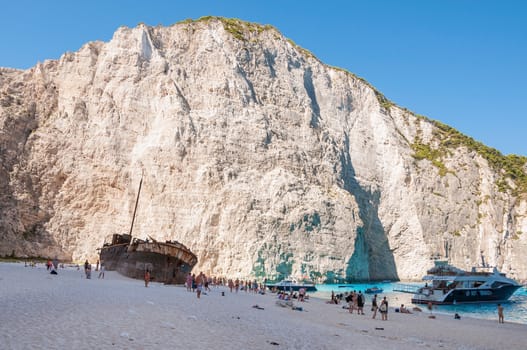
[128,173,144,240]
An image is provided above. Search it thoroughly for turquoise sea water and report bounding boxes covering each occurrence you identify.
[311,282,527,324]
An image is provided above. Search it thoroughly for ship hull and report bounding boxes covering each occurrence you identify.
[99,236,197,284]
[266,283,317,292]
[411,285,521,305]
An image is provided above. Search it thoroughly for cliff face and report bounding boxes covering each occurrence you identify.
[1,18,526,281]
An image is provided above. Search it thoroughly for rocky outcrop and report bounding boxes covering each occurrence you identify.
[1,17,526,281]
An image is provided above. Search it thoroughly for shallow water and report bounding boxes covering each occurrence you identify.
[311,283,527,324]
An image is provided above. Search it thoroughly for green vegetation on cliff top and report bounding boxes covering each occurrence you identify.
[180,17,392,108]
[179,17,527,194]
[181,16,275,41]
[412,116,527,194]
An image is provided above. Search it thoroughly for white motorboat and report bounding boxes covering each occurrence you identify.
[266,279,317,292]
[411,261,521,305]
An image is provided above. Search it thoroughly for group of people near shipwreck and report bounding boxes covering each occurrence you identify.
[82,259,105,279]
[184,272,268,298]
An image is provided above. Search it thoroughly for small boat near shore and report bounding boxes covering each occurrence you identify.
[266,279,317,292]
[365,286,383,294]
[411,261,521,305]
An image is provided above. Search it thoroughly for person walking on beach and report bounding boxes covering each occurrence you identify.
[380,296,388,321]
[98,262,105,279]
[204,276,211,293]
[298,287,306,302]
[195,272,204,298]
[427,301,434,316]
[497,304,504,323]
[357,291,365,315]
[144,269,150,287]
[84,260,90,278]
[191,273,196,292]
[350,291,358,313]
[186,273,193,292]
[371,294,378,319]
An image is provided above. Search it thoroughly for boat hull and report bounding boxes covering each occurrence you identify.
[99,236,197,284]
[411,285,521,305]
[365,288,383,294]
[266,284,317,292]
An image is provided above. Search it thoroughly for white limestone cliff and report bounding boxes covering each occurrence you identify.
[1,18,526,281]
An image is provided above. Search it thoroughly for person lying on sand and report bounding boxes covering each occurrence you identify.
[400,304,412,314]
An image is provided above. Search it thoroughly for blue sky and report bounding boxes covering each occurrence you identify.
[1,1,526,155]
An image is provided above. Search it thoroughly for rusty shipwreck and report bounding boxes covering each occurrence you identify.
[99,175,198,284]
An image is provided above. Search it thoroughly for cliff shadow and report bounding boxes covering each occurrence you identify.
[303,67,321,129]
[339,132,398,281]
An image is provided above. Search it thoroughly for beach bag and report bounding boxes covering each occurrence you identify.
[379,303,387,312]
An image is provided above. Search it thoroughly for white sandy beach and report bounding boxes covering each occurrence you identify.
[0,262,525,350]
